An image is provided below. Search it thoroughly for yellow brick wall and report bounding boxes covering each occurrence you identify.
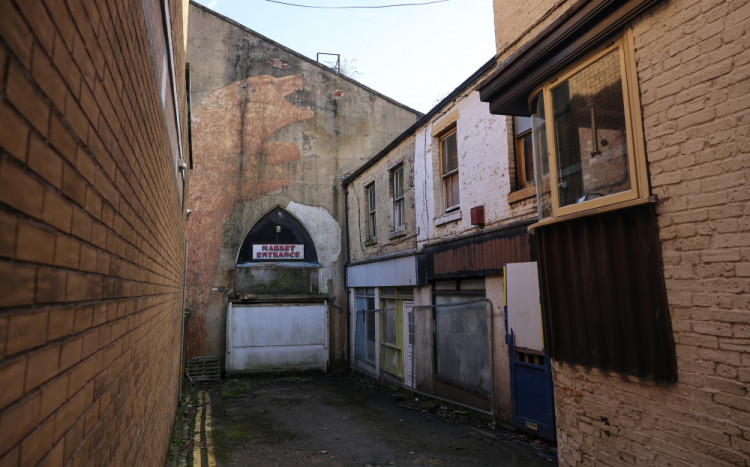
[493,0,750,464]
[0,0,189,464]
[346,136,418,263]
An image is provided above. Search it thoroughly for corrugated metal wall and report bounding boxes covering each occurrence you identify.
[421,223,535,281]
[535,203,677,381]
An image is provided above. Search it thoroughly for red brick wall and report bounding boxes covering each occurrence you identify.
[0,0,189,464]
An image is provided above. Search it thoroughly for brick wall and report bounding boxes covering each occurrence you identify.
[489,0,750,464]
[0,0,189,464]
[346,136,417,263]
[493,0,578,63]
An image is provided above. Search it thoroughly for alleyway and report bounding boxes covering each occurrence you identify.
[168,372,556,466]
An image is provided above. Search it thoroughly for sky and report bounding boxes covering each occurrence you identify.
[191,0,497,113]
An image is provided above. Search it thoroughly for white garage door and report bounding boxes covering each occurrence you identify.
[226,303,328,373]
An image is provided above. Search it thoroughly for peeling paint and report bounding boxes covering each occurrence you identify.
[269,59,290,69]
[285,201,341,293]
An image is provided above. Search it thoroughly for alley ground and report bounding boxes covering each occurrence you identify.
[167,372,557,466]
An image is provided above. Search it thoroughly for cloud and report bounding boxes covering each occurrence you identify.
[208,0,218,7]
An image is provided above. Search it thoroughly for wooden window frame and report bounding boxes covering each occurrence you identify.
[533,29,648,220]
[365,182,376,242]
[390,164,405,232]
[438,125,459,212]
[515,127,534,189]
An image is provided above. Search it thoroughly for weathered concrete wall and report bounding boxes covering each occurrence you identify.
[491,0,750,464]
[0,0,190,464]
[346,136,418,263]
[185,4,419,364]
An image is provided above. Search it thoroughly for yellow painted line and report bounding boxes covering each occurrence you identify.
[205,393,217,467]
[193,391,204,466]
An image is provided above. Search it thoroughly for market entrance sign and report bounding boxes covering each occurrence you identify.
[252,244,304,260]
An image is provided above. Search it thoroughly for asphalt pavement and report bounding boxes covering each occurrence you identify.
[171,372,557,466]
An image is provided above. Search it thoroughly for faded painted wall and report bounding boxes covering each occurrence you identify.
[185,3,419,362]
[414,90,521,245]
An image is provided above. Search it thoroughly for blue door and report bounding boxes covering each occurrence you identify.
[505,263,556,441]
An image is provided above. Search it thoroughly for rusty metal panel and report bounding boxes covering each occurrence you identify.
[535,203,677,381]
[423,223,535,281]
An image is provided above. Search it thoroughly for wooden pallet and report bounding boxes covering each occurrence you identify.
[186,356,221,384]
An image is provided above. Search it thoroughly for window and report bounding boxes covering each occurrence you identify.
[439,126,459,210]
[514,116,535,188]
[366,182,376,242]
[531,31,647,220]
[355,288,376,363]
[390,164,405,231]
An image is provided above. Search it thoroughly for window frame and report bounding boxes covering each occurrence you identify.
[533,29,648,219]
[390,163,405,232]
[438,125,460,212]
[514,125,535,189]
[365,182,376,242]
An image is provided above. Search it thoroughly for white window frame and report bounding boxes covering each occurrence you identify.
[390,164,405,232]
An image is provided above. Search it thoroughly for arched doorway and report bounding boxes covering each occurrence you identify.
[227,207,328,373]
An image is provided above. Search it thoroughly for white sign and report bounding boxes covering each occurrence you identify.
[252,244,304,260]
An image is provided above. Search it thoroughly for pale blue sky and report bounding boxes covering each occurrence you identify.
[192,0,497,113]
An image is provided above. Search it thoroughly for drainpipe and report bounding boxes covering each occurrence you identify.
[343,183,351,365]
[178,237,188,403]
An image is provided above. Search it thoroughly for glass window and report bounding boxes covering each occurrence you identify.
[366,183,376,241]
[550,48,630,207]
[439,127,459,210]
[355,288,376,363]
[514,116,535,188]
[391,164,405,231]
[531,34,647,219]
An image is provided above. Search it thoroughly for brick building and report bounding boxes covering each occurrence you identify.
[479,0,750,464]
[0,0,190,464]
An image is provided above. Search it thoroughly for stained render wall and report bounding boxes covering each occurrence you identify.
[0,0,189,464]
[491,0,750,464]
[185,4,419,364]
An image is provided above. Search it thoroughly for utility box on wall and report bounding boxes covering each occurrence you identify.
[471,205,485,226]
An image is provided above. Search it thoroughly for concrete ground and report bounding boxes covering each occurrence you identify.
[171,372,557,466]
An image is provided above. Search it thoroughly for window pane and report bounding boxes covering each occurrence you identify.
[532,93,552,218]
[384,303,397,345]
[441,131,458,174]
[450,172,460,207]
[393,166,404,199]
[522,132,534,183]
[394,199,404,228]
[550,48,630,207]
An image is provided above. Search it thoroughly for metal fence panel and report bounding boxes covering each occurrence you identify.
[434,300,490,395]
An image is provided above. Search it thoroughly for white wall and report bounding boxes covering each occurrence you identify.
[414,91,511,244]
